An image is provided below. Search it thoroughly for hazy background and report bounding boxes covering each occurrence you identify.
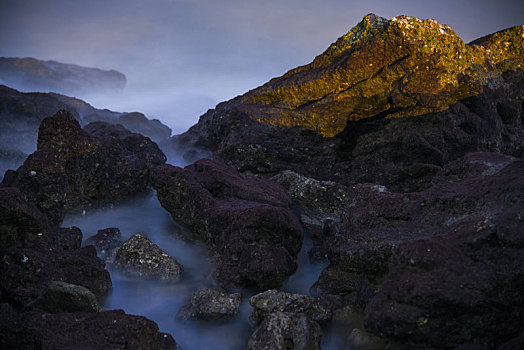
[1,0,523,133]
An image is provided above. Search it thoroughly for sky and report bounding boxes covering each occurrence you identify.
[1,0,523,133]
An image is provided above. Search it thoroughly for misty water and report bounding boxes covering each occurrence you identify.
[61,186,339,349]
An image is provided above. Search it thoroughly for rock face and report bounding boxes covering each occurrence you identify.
[0,57,126,97]
[115,233,183,281]
[0,308,176,350]
[307,153,524,348]
[1,109,166,224]
[152,158,303,289]
[177,288,242,321]
[32,281,101,313]
[236,16,522,137]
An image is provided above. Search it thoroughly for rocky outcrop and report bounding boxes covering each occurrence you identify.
[114,233,183,281]
[177,288,242,321]
[1,110,166,224]
[0,307,176,350]
[152,158,303,289]
[307,153,523,348]
[0,57,126,97]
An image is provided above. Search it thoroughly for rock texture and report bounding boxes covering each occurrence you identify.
[152,158,303,289]
[177,288,242,321]
[115,233,183,281]
[85,227,123,263]
[0,57,126,96]
[31,281,101,313]
[0,308,176,350]
[1,109,166,224]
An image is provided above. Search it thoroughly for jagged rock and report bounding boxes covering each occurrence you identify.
[115,233,183,281]
[247,311,322,350]
[249,290,333,324]
[177,288,242,321]
[344,328,386,350]
[1,110,166,223]
[85,227,123,262]
[0,309,176,350]
[31,281,100,313]
[0,57,126,96]
[177,23,524,194]
[152,158,303,289]
[272,170,350,234]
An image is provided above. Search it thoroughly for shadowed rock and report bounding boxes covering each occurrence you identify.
[31,281,100,313]
[152,158,303,289]
[85,227,123,263]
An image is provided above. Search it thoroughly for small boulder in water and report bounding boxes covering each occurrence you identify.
[85,227,123,262]
[177,288,242,321]
[115,233,182,281]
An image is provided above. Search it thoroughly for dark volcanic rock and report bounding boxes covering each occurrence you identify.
[152,158,303,289]
[31,281,100,313]
[0,309,175,350]
[115,233,183,281]
[0,57,126,96]
[85,227,123,262]
[1,110,166,223]
[177,288,242,321]
[309,154,524,348]
[0,244,111,309]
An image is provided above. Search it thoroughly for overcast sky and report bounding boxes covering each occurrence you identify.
[1,0,523,132]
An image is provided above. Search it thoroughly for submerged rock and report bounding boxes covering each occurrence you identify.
[85,227,123,262]
[31,281,100,313]
[152,158,303,289]
[115,233,183,281]
[1,109,166,224]
[177,288,242,321]
[0,309,176,350]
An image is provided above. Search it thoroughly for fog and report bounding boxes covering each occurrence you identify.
[1,0,523,133]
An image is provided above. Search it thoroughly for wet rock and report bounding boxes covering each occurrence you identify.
[85,227,123,262]
[247,311,322,350]
[345,328,386,350]
[31,281,100,313]
[177,288,242,321]
[152,158,303,289]
[0,244,111,309]
[115,233,182,281]
[2,109,166,224]
[1,309,176,350]
[249,289,333,324]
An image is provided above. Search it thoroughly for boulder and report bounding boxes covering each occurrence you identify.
[85,227,123,262]
[114,233,183,281]
[177,288,242,321]
[1,109,166,224]
[0,308,176,350]
[31,281,100,313]
[247,311,322,350]
[152,158,303,289]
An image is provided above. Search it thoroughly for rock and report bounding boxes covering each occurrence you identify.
[272,170,350,235]
[31,281,100,313]
[152,158,303,289]
[85,227,123,262]
[176,27,524,194]
[2,109,166,224]
[177,288,242,321]
[115,233,183,281]
[249,289,333,324]
[0,244,111,309]
[311,153,524,304]
[345,328,386,350]
[247,311,322,350]
[1,309,176,350]
[0,57,126,96]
